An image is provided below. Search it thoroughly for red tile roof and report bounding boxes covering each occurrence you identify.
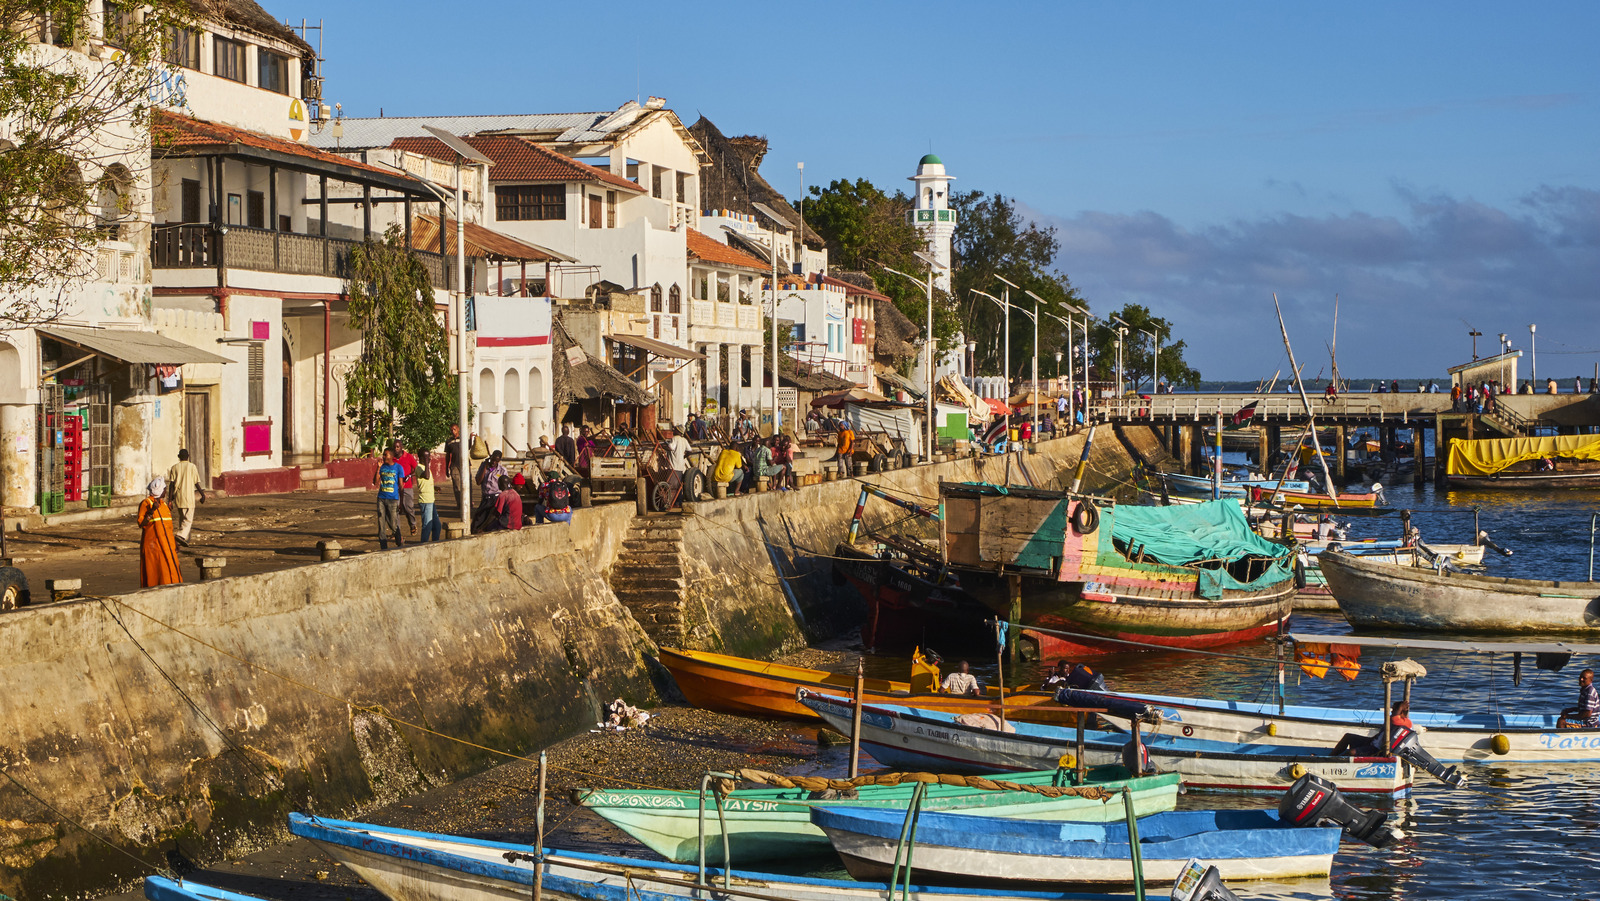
[411,215,573,263]
[152,110,406,181]
[391,135,645,194]
[686,228,769,271]
[816,273,889,301]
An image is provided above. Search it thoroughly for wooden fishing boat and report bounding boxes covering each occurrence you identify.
[144,878,264,901]
[286,813,1148,901]
[574,767,1180,864]
[1446,434,1600,489]
[831,542,1000,656]
[812,806,1340,887]
[658,647,1073,725]
[800,692,1413,797]
[1161,473,1310,499]
[940,487,1298,658]
[1247,486,1381,509]
[1320,550,1600,633]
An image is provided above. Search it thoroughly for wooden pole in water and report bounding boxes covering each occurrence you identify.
[1272,293,1338,502]
[994,618,1008,729]
[1383,680,1394,753]
[1075,718,1087,785]
[534,750,546,901]
[849,659,865,779]
[1006,574,1023,662]
[1212,408,1223,500]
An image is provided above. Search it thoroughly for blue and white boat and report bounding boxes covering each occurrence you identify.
[1162,473,1310,499]
[143,877,266,901]
[812,806,1340,887]
[287,812,1146,901]
[799,692,1412,797]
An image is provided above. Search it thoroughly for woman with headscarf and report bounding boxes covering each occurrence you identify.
[138,477,183,587]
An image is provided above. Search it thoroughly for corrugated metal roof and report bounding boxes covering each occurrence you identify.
[311,104,651,151]
[41,326,233,365]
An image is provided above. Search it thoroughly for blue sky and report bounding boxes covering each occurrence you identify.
[297,1,1599,380]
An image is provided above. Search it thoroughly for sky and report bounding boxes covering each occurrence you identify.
[292,1,1599,380]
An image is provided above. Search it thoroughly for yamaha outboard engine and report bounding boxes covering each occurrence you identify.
[1391,728,1466,788]
[1170,859,1243,901]
[1278,773,1400,848]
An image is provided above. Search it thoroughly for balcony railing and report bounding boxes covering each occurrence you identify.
[152,224,456,289]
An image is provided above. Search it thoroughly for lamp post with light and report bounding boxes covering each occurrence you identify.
[879,250,946,461]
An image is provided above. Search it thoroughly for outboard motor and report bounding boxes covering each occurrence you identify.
[1392,728,1466,788]
[1278,773,1400,848]
[1170,858,1243,901]
[1121,735,1153,775]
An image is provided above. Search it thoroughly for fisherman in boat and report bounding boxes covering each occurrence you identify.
[1558,669,1600,729]
[1330,701,1414,756]
[1042,660,1071,691]
[941,660,981,696]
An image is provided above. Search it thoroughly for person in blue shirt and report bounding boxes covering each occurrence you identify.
[372,448,405,550]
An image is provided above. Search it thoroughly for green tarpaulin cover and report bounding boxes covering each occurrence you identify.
[1103,500,1291,598]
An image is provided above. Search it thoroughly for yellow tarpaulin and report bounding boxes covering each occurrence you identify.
[1446,434,1600,477]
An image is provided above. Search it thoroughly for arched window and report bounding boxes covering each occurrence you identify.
[650,284,663,312]
[668,284,681,314]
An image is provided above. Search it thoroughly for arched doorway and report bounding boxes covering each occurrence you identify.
[282,337,293,452]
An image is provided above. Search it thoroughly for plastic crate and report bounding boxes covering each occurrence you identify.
[87,485,111,508]
[39,491,64,515]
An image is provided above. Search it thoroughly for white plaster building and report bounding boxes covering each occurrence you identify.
[685,229,767,417]
[907,153,956,293]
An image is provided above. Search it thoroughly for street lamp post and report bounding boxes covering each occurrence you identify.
[880,252,945,461]
[420,126,494,534]
[974,289,1026,451]
[999,276,1038,447]
[1141,327,1159,392]
[1110,316,1130,396]
[1530,323,1538,387]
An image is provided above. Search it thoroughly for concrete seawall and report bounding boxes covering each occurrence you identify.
[0,429,1142,898]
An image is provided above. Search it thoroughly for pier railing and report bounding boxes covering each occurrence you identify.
[1092,394,1395,423]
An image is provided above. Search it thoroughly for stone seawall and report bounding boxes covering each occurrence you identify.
[0,429,1141,898]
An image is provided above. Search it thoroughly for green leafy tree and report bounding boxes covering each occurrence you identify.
[343,228,457,452]
[951,191,1085,380]
[801,178,963,357]
[1087,303,1201,391]
[0,0,191,322]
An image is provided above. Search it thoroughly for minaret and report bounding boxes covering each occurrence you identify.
[907,153,955,291]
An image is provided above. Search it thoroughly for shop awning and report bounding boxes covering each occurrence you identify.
[609,334,705,361]
[40,326,233,365]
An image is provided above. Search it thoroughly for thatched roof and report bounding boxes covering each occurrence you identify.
[872,297,920,360]
[690,117,823,248]
[551,319,654,406]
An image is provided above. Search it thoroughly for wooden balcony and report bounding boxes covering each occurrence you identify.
[152,224,457,289]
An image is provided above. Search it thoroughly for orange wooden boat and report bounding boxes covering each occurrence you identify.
[658,647,1078,725]
[1248,486,1380,509]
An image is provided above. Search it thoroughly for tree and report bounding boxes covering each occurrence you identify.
[343,228,457,452]
[951,191,1085,381]
[1087,303,1201,391]
[0,0,190,323]
[801,178,963,357]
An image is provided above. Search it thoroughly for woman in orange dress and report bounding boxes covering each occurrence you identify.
[138,477,183,587]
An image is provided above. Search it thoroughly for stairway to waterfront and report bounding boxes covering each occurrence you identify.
[609,516,692,647]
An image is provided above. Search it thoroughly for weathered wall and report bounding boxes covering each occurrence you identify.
[0,501,652,900]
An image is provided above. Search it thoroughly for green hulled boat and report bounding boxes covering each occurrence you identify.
[574,766,1180,864]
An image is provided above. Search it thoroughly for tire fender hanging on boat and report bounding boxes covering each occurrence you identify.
[1072,499,1100,535]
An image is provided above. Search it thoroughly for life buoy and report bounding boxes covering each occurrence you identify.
[1072,500,1100,535]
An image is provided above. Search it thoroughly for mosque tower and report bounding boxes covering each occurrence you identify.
[907,153,955,292]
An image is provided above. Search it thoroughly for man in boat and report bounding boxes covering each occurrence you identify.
[941,660,980,695]
[1331,701,1414,756]
[1558,669,1599,728]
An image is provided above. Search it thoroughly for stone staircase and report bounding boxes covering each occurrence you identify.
[297,466,347,491]
[609,517,690,646]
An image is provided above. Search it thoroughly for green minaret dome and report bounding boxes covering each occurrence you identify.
[919,153,943,165]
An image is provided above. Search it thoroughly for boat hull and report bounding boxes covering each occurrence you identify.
[1105,690,1600,765]
[575,769,1180,864]
[801,693,1411,797]
[832,543,999,656]
[1447,471,1600,490]
[658,647,1075,725]
[1321,550,1600,633]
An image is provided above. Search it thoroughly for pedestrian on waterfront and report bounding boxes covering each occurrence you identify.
[751,437,786,489]
[138,477,183,587]
[164,448,205,546]
[534,474,573,524]
[1560,669,1600,727]
[445,424,465,515]
[1576,377,1584,395]
[576,426,598,473]
[554,424,578,469]
[483,474,523,532]
[941,661,980,696]
[372,449,404,550]
[393,439,419,536]
[1547,377,1559,394]
[416,451,441,542]
[773,432,796,488]
[735,409,757,440]
[833,418,855,477]
[1390,379,1400,394]
[664,423,692,477]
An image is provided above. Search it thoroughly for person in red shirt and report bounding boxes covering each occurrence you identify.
[486,474,523,531]
[393,439,420,536]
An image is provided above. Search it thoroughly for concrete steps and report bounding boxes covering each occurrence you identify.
[609,517,690,646]
[297,466,349,492]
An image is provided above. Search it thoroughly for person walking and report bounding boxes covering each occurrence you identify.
[373,449,404,550]
[553,424,578,470]
[415,451,441,542]
[164,448,205,546]
[393,439,419,536]
[444,423,465,515]
[138,477,183,587]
